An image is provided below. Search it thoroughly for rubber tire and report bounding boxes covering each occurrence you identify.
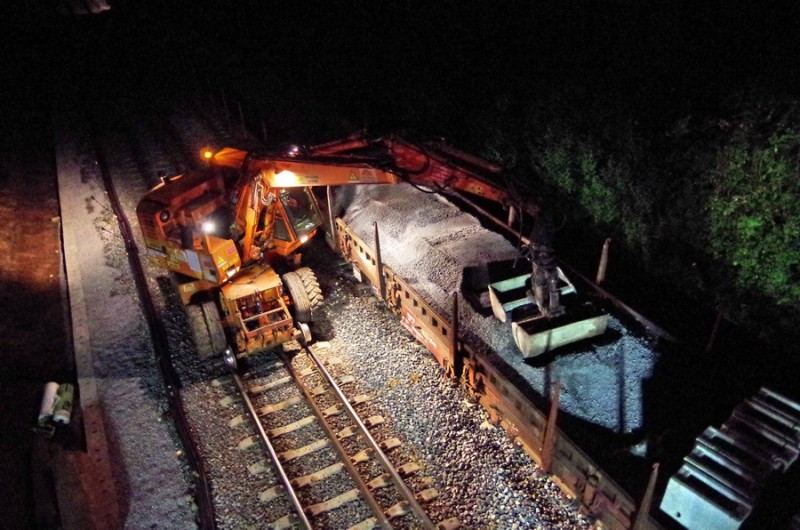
[186,304,211,358]
[282,271,312,323]
[202,300,227,354]
[296,267,323,310]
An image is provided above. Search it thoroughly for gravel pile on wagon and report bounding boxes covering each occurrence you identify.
[338,183,661,435]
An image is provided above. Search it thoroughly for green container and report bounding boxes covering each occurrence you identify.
[52,383,74,425]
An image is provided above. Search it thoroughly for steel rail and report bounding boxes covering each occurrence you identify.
[87,113,218,529]
[227,368,313,529]
[281,349,394,529]
[300,343,439,530]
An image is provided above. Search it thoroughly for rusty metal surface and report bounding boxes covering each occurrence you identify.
[336,218,663,530]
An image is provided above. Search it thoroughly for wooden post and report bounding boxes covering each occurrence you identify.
[633,462,659,530]
[596,238,611,284]
[507,205,517,229]
[540,381,561,474]
[374,222,385,301]
[450,292,462,379]
[326,186,338,252]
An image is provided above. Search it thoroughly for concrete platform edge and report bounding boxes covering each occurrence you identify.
[53,111,122,530]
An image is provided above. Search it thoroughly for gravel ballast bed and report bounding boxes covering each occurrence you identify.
[338,183,661,435]
[303,254,594,529]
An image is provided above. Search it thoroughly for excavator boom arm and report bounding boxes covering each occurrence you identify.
[309,133,512,205]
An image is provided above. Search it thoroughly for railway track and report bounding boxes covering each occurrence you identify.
[217,341,460,529]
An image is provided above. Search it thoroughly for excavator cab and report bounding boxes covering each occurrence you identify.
[236,184,325,260]
[277,188,323,242]
[269,187,325,256]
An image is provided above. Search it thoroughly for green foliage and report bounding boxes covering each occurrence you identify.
[709,133,800,306]
[471,89,800,343]
[577,150,617,225]
[522,102,658,260]
[538,146,575,193]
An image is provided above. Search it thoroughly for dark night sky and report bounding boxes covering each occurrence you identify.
[4,1,800,145]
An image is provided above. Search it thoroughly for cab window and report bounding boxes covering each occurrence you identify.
[279,188,322,239]
[273,214,290,242]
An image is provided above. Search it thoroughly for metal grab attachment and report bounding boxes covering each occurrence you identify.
[485,258,608,357]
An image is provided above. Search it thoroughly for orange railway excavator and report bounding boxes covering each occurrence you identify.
[136,132,607,363]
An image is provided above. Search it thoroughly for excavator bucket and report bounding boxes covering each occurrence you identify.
[484,259,608,358]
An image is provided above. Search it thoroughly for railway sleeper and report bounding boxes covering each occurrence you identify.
[210,376,230,387]
[259,484,284,503]
[367,473,392,490]
[437,517,463,530]
[380,437,401,452]
[228,395,305,427]
[306,488,360,517]
[349,517,380,530]
[236,416,316,451]
[385,500,411,519]
[323,404,343,417]
[248,460,270,476]
[416,488,439,503]
[322,394,370,418]
[228,415,247,428]
[266,514,295,530]
[279,438,330,462]
[268,415,316,437]
[364,415,384,428]
[219,395,241,407]
[352,448,375,464]
[257,395,304,416]
[337,425,360,439]
[248,376,292,394]
[291,462,346,489]
[237,435,258,450]
[310,379,356,397]
[349,393,371,406]
[338,375,356,385]
[397,462,421,477]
